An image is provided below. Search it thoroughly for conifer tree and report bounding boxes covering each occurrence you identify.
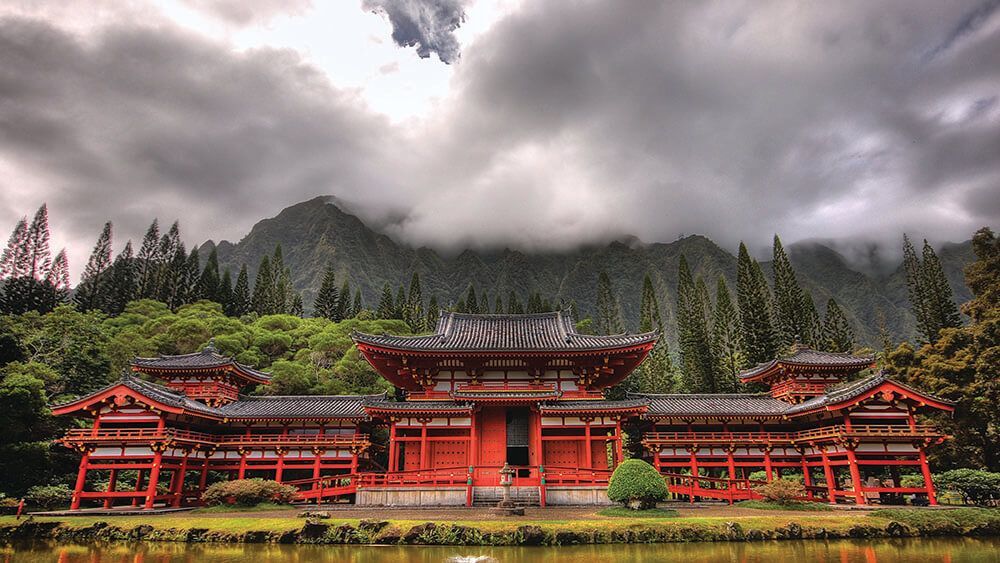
[903,234,932,342]
[526,291,544,313]
[426,294,440,331]
[455,297,466,312]
[42,249,71,309]
[921,239,962,336]
[270,246,290,314]
[493,293,503,314]
[737,242,778,365]
[595,271,624,335]
[313,266,339,320]
[105,240,137,315]
[156,221,182,301]
[772,235,808,348]
[676,256,717,392]
[507,291,524,314]
[251,256,274,315]
[24,205,51,279]
[0,217,28,278]
[822,298,854,352]
[182,247,201,304]
[136,219,161,299]
[289,293,304,317]
[351,289,362,317]
[468,284,482,314]
[376,282,395,319]
[75,222,114,311]
[335,278,352,321]
[636,273,675,393]
[800,291,822,348]
[218,268,233,313]
[406,272,423,330]
[197,247,221,302]
[711,277,744,392]
[394,285,406,319]
[229,264,251,317]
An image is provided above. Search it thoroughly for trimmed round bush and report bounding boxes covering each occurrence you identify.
[201,478,298,507]
[607,459,668,510]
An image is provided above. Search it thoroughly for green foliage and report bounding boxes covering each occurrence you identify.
[595,271,624,335]
[821,298,854,352]
[596,507,678,518]
[752,478,805,504]
[711,277,743,392]
[736,242,778,365]
[935,469,1000,506]
[635,273,674,393]
[606,459,668,509]
[736,499,832,511]
[904,235,963,344]
[25,484,72,509]
[201,478,298,507]
[772,235,809,348]
[676,257,717,392]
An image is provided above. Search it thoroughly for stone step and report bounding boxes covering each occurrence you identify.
[472,486,540,507]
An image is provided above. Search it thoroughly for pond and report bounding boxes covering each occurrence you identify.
[4,537,1000,562]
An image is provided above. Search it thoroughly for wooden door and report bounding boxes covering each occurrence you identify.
[476,407,506,484]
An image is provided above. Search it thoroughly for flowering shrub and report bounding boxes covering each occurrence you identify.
[201,478,298,507]
[752,478,804,504]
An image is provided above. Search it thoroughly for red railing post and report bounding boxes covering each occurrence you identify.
[466,466,473,507]
[539,465,547,507]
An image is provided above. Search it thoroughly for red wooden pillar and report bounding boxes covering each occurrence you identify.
[845,446,865,505]
[198,456,210,497]
[103,469,118,509]
[651,446,662,472]
[70,450,90,510]
[801,452,814,499]
[132,470,145,507]
[238,448,248,479]
[688,446,699,504]
[726,447,737,480]
[584,418,593,469]
[172,450,190,507]
[763,445,774,482]
[614,418,624,467]
[919,447,938,506]
[820,447,837,504]
[388,420,399,473]
[274,449,286,483]
[419,420,429,470]
[469,412,478,469]
[144,448,164,509]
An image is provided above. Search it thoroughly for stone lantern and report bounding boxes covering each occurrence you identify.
[490,462,524,516]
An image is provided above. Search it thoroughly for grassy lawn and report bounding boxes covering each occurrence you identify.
[734,500,833,511]
[191,503,298,514]
[596,507,679,518]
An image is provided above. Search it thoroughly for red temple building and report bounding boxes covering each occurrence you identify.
[53,312,952,509]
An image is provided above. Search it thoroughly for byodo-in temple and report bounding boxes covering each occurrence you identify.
[53,311,954,510]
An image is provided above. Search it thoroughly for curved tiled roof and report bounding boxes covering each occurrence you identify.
[51,374,222,417]
[364,399,474,414]
[132,342,271,383]
[352,311,657,352]
[633,392,789,417]
[539,398,649,413]
[219,394,379,419]
[783,372,953,414]
[738,346,875,381]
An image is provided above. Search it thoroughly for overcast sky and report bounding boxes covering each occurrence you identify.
[1,0,998,278]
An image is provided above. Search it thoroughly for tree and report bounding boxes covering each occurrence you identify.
[885,227,1000,471]
[335,279,351,321]
[606,459,669,510]
[229,265,251,317]
[288,293,304,318]
[595,271,624,335]
[737,242,778,365]
[251,256,275,315]
[676,256,718,392]
[426,294,440,331]
[492,293,503,314]
[270,246,291,314]
[0,217,28,279]
[526,291,544,314]
[74,222,114,311]
[800,291,822,349]
[376,282,395,319]
[0,206,68,315]
[636,273,674,393]
[463,283,480,314]
[507,291,524,314]
[105,241,137,315]
[904,235,962,344]
[218,268,233,313]
[711,277,744,392]
[394,285,406,320]
[135,219,161,299]
[772,235,808,348]
[313,266,339,320]
[197,247,221,302]
[821,298,854,352]
[405,271,424,331]
[351,289,363,318]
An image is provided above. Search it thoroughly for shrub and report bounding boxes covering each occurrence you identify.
[900,474,925,488]
[607,459,668,510]
[935,469,1000,506]
[752,478,804,504]
[201,478,298,507]
[25,484,72,509]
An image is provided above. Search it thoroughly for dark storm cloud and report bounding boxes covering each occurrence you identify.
[0,1,998,279]
[0,16,408,265]
[362,0,466,63]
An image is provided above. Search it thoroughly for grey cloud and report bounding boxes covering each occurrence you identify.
[181,0,313,26]
[362,0,466,64]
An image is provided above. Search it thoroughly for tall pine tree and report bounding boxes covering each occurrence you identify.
[376,282,395,319]
[507,290,524,314]
[335,278,352,321]
[229,264,251,317]
[676,256,718,392]
[251,256,275,315]
[136,219,161,299]
[197,247,221,302]
[406,272,423,330]
[711,277,744,392]
[105,240,137,315]
[822,298,854,352]
[636,273,674,393]
[595,271,624,335]
[74,222,114,311]
[313,266,339,320]
[737,242,778,365]
[426,294,440,331]
[772,235,808,348]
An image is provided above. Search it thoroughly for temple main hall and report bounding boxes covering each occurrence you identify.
[53,311,952,509]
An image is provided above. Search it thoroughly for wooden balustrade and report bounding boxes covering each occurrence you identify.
[60,428,369,449]
[643,424,943,446]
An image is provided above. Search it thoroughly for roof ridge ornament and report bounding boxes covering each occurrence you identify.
[204,338,218,353]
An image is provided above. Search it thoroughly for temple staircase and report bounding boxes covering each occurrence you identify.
[471,486,541,507]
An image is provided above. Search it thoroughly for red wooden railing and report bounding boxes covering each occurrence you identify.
[60,428,369,449]
[643,424,943,446]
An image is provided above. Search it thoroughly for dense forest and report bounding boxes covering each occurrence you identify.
[0,203,996,497]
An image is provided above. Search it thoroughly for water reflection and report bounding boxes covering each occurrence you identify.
[3,538,999,563]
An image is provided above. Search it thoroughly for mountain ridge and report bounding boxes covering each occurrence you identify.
[205,196,975,346]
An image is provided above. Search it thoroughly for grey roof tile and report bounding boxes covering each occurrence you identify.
[353,311,657,352]
[132,343,271,382]
[632,392,789,417]
[738,346,875,380]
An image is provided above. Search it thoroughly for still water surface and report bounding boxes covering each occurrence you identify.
[3,537,1000,562]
